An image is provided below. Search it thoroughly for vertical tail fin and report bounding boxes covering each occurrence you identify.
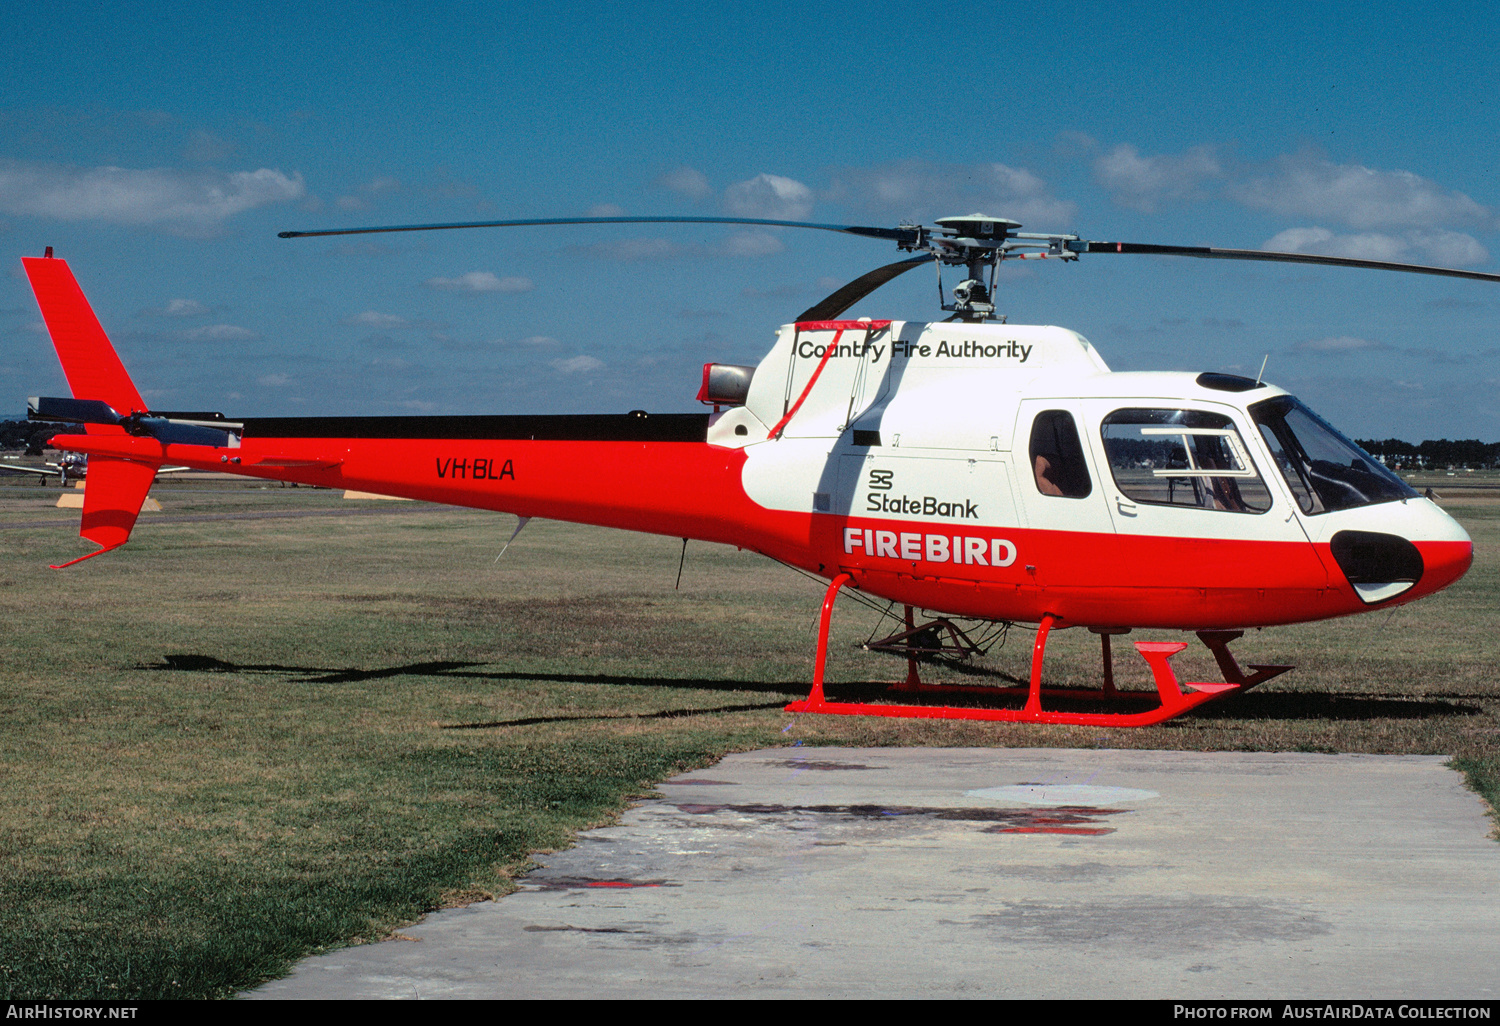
[22,255,146,416]
[23,254,158,567]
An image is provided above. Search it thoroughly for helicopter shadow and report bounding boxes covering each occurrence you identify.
[1186,690,1485,722]
[146,652,806,693]
[143,654,1486,726]
[144,652,809,729]
[865,655,1489,719]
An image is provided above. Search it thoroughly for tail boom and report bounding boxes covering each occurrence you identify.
[44,428,801,558]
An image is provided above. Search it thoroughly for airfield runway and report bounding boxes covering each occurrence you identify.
[249,747,1499,1000]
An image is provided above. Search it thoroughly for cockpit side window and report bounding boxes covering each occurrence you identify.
[1029,410,1093,499]
[1100,408,1272,513]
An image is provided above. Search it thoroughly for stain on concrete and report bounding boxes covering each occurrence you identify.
[672,802,1128,835]
[966,897,1332,947]
[521,877,676,891]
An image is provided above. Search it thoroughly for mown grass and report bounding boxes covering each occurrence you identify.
[0,481,1495,998]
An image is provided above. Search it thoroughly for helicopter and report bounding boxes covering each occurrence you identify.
[17,214,1488,727]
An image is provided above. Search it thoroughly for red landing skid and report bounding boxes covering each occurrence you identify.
[784,573,1294,727]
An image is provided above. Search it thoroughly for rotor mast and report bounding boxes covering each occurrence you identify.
[898,215,1084,322]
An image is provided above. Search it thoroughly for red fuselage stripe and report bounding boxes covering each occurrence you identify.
[49,432,1471,629]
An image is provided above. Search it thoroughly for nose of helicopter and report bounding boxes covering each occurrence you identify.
[1323,499,1472,606]
[1410,532,1474,597]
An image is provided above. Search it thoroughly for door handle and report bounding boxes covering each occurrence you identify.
[1116,496,1138,516]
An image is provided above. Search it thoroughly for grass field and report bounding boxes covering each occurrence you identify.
[0,476,1496,999]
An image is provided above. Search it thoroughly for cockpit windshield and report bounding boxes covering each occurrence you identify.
[1249,396,1418,514]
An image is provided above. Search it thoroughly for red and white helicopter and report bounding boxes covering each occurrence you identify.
[19,214,1488,727]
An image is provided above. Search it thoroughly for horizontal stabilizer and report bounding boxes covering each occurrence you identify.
[52,456,158,569]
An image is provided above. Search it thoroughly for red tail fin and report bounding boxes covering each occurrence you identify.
[23,254,158,567]
[22,255,146,415]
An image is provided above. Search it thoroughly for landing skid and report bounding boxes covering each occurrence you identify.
[784,574,1293,727]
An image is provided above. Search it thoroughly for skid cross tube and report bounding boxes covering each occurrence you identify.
[785,576,1262,726]
[868,606,986,668]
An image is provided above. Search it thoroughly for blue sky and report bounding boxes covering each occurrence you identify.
[2,1,1498,440]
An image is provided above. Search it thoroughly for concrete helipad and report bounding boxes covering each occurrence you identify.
[249,747,1499,1000]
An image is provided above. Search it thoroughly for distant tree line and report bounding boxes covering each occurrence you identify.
[1355,438,1500,470]
[0,419,55,455]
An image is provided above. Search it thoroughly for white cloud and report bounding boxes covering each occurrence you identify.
[588,203,624,217]
[1053,131,1098,159]
[1405,229,1491,266]
[336,176,401,211]
[182,324,259,341]
[723,174,814,220]
[1231,152,1490,230]
[426,271,534,293]
[829,160,1075,228]
[347,311,408,327]
[1264,227,1407,262]
[257,373,291,387]
[139,298,209,318]
[519,335,559,347]
[1263,226,1489,266]
[0,160,305,232]
[574,232,784,263]
[656,166,712,201]
[1094,144,1221,213]
[714,230,784,257]
[551,355,604,374]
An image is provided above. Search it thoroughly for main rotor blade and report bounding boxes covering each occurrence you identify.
[279,215,918,244]
[796,256,934,322]
[1085,241,1500,284]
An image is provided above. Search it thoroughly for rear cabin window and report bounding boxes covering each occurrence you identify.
[1100,408,1271,513]
[1029,410,1092,499]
